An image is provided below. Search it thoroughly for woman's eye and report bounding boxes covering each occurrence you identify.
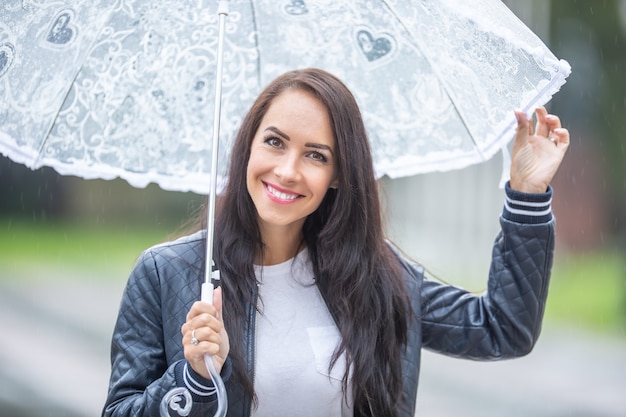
[309,151,328,163]
[264,137,282,148]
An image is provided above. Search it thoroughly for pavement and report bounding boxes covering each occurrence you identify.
[0,276,121,417]
[0,272,625,417]
[417,327,626,416]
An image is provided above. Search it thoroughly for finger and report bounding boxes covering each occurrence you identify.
[551,127,570,148]
[514,110,530,133]
[186,327,223,346]
[534,107,549,138]
[184,312,222,334]
[180,314,210,338]
[213,287,223,321]
[182,314,220,339]
[189,288,223,326]
[513,110,532,148]
[186,300,218,322]
[183,324,224,357]
[545,113,562,133]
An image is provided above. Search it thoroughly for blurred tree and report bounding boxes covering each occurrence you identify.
[0,155,67,220]
[550,0,626,245]
[0,154,201,228]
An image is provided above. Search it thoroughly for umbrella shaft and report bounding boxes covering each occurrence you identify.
[205,1,229,284]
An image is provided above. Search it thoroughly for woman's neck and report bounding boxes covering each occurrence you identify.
[256,223,304,266]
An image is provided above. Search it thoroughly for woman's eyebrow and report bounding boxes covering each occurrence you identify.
[265,126,290,140]
[265,126,334,155]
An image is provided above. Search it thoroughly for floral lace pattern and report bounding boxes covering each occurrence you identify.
[0,0,569,193]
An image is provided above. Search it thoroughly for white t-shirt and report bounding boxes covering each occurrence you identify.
[252,248,353,416]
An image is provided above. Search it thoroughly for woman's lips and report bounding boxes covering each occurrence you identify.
[263,182,302,203]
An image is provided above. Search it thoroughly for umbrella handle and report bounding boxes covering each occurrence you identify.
[201,280,228,417]
[160,281,228,417]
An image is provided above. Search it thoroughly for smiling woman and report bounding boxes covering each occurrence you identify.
[246,89,338,258]
[103,68,569,417]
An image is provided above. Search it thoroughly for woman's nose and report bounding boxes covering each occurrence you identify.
[274,154,300,183]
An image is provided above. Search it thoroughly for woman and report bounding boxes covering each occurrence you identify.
[103,68,569,417]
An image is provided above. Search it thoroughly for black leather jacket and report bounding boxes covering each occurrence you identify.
[103,210,554,416]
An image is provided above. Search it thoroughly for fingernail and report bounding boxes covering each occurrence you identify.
[514,110,521,122]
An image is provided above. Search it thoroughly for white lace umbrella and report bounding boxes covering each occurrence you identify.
[0,0,570,196]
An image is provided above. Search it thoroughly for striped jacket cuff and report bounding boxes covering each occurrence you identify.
[174,358,232,403]
[184,362,217,398]
[502,181,553,224]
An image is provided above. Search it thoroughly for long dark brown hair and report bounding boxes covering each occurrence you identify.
[204,68,410,416]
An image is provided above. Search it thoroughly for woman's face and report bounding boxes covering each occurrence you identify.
[246,89,338,235]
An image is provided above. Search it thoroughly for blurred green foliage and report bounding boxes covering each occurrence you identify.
[547,250,626,335]
[0,219,172,283]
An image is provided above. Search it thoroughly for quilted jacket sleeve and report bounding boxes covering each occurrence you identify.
[102,235,222,417]
[420,184,555,359]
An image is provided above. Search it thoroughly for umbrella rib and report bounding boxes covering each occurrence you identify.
[35,68,82,167]
[35,66,85,166]
[380,0,486,161]
[248,0,262,91]
[34,3,120,167]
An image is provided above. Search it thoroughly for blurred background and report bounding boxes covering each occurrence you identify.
[1,0,624,416]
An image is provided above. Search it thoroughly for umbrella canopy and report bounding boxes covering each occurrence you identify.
[0,0,570,194]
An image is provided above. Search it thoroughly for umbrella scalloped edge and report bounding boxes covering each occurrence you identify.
[377,58,572,180]
[0,130,223,195]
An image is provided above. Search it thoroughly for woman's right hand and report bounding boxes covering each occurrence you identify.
[181,287,230,379]
[509,107,569,194]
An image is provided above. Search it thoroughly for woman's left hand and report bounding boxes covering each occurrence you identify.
[509,107,570,194]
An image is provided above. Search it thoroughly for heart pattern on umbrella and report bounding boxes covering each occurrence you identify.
[0,42,14,78]
[46,10,77,46]
[284,0,308,16]
[356,29,394,62]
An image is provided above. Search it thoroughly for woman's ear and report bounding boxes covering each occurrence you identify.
[329,178,339,189]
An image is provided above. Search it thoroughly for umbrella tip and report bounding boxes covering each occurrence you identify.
[217,0,230,15]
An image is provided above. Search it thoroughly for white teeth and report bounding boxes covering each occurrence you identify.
[267,184,298,200]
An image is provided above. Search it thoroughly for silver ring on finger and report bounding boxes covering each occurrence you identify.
[191,329,199,345]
